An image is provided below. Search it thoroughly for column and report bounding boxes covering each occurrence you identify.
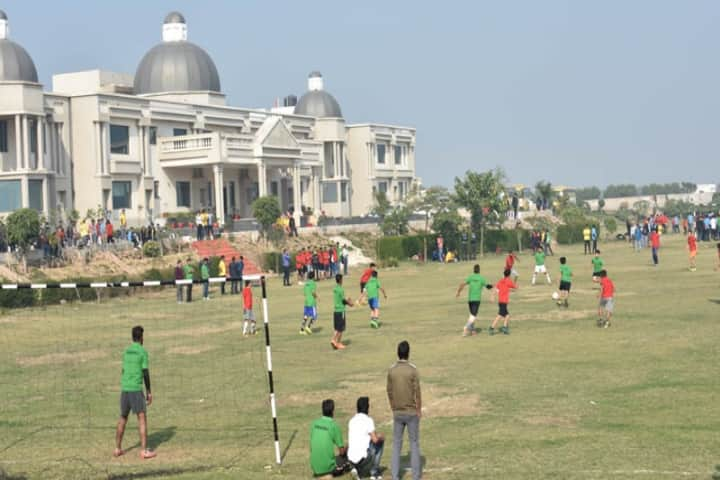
[51,123,59,173]
[145,126,152,177]
[257,163,267,197]
[95,122,102,174]
[293,163,301,221]
[36,117,45,170]
[21,177,29,208]
[14,115,22,171]
[138,125,146,175]
[213,164,225,226]
[313,167,321,212]
[22,115,30,171]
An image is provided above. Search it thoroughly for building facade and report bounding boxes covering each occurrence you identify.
[0,11,419,225]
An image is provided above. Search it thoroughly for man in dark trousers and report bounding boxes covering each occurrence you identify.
[387,340,422,480]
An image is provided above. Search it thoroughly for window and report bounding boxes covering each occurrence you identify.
[149,127,157,145]
[207,182,214,206]
[340,182,347,202]
[154,180,160,199]
[173,128,187,137]
[0,180,21,211]
[323,142,335,178]
[110,125,129,155]
[394,145,403,165]
[378,181,388,194]
[271,181,279,197]
[176,181,191,207]
[322,182,338,203]
[399,181,406,200]
[30,120,37,154]
[376,144,386,164]
[0,120,7,152]
[112,181,132,209]
[29,179,43,211]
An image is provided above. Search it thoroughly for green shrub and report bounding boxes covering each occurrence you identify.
[142,241,162,258]
[557,223,585,245]
[263,252,282,272]
[380,257,399,268]
[376,237,405,260]
[0,279,36,309]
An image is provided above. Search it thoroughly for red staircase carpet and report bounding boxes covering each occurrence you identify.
[191,239,262,275]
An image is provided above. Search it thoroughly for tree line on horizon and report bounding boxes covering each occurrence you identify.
[575,182,698,203]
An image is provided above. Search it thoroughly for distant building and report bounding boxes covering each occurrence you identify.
[0,11,419,224]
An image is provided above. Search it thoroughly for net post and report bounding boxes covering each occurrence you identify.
[261,275,282,465]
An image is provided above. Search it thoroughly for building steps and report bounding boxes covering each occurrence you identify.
[191,239,262,275]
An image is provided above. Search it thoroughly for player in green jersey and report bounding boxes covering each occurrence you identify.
[456,264,494,336]
[531,250,552,285]
[114,326,156,460]
[557,257,572,307]
[300,271,318,335]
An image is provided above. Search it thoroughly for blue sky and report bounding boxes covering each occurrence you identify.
[7,0,719,188]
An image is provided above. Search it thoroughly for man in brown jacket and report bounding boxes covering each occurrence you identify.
[386,340,422,480]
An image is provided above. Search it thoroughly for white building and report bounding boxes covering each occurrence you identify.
[0,11,419,225]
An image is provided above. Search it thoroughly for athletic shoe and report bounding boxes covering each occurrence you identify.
[370,320,380,329]
[604,321,611,328]
[501,327,509,335]
[350,468,360,480]
[370,475,383,480]
[596,319,603,327]
[488,327,495,336]
[304,326,313,335]
[299,329,306,335]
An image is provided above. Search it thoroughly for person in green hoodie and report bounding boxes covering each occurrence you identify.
[183,257,194,303]
[201,257,210,300]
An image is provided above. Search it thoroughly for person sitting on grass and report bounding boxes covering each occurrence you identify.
[310,399,349,478]
[114,326,156,460]
[348,397,385,480]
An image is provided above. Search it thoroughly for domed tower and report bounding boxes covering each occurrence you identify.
[0,10,39,83]
[294,72,342,118]
[295,72,349,217]
[134,12,224,104]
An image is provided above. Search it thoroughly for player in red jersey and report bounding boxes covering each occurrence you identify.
[490,269,518,335]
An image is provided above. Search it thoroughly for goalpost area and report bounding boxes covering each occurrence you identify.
[1,234,718,479]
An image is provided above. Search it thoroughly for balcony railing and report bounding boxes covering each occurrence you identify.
[159,134,214,153]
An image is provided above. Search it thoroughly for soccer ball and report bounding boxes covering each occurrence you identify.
[551,291,560,301]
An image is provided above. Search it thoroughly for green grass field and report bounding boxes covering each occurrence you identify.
[1,235,719,479]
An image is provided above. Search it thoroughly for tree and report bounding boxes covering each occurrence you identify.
[251,196,281,240]
[575,186,601,205]
[603,184,638,198]
[453,168,506,256]
[534,181,554,210]
[431,209,463,252]
[406,185,453,261]
[381,206,410,236]
[598,198,606,212]
[370,191,392,218]
[6,208,40,272]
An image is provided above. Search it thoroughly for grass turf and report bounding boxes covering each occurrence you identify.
[0,234,718,479]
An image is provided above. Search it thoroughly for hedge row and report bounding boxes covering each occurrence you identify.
[376,230,531,261]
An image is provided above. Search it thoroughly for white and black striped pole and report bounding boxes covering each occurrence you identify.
[260,276,282,465]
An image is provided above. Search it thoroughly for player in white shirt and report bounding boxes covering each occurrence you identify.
[348,397,385,480]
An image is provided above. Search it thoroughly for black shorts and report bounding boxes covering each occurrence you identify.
[360,282,366,293]
[559,281,571,292]
[468,301,480,316]
[333,312,346,332]
[120,391,146,417]
[498,303,509,317]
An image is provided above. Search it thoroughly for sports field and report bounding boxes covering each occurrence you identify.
[1,235,718,479]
